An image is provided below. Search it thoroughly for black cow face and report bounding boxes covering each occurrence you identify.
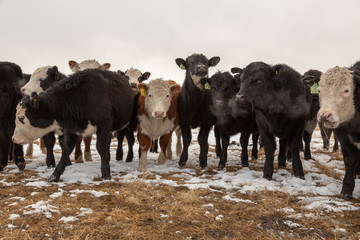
[301,69,322,89]
[237,62,274,106]
[175,54,220,89]
[205,72,237,107]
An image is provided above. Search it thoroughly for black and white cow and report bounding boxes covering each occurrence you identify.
[202,71,259,169]
[236,62,311,180]
[21,66,67,167]
[317,64,360,199]
[13,68,133,181]
[0,62,26,171]
[175,53,220,168]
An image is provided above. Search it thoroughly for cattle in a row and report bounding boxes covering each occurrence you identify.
[13,68,133,181]
[0,62,26,171]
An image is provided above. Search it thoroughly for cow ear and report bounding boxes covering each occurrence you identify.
[231,67,243,75]
[138,83,148,96]
[141,72,151,82]
[272,65,283,76]
[117,70,125,76]
[209,57,220,67]
[170,83,181,93]
[175,58,187,70]
[47,66,59,81]
[68,60,78,72]
[100,63,111,70]
[30,92,39,107]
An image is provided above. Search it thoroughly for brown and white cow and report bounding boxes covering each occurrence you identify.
[317,65,360,200]
[137,78,181,172]
[68,59,111,163]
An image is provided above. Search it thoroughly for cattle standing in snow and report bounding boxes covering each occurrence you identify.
[21,66,68,167]
[13,68,133,181]
[202,71,258,169]
[68,59,111,163]
[317,64,360,199]
[0,62,25,171]
[136,78,181,172]
[176,53,220,168]
[237,62,311,180]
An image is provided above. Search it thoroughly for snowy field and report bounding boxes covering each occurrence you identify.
[1,127,360,238]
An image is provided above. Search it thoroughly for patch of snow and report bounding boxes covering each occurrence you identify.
[215,215,224,221]
[8,214,20,220]
[59,216,78,223]
[23,200,59,218]
[222,195,257,204]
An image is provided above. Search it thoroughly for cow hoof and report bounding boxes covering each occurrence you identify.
[125,158,133,162]
[48,175,59,182]
[217,163,225,169]
[295,175,305,180]
[200,163,207,169]
[178,161,186,167]
[251,156,257,161]
[263,174,272,181]
[102,175,111,180]
[340,193,353,200]
[47,164,56,169]
[16,161,26,171]
[0,165,5,171]
[66,160,72,166]
[85,152,92,162]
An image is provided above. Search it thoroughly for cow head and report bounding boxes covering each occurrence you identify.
[317,66,357,128]
[301,69,322,92]
[12,93,59,144]
[138,78,180,119]
[68,59,111,72]
[21,66,64,96]
[118,68,151,93]
[175,54,220,89]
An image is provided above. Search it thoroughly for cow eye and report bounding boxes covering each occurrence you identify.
[148,94,152,97]
[344,89,349,93]
[18,116,25,124]
[166,94,170,98]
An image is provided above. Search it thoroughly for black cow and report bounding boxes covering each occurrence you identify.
[0,62,26,171]
[236,62,311,180]
[318,63,360,199]
[175,53,220,168]
[13,68,133,181]
[202,71,259,169]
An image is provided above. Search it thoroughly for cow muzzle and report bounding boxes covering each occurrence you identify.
[153,110,165,119]
[318,112,339,129]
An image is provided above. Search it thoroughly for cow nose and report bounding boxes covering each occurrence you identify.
[130,83,137,88]
[319,112,333,122]
[155,110,165,118]
[215,99,224,106]
[236,94,245,103]
[21,88,26,95]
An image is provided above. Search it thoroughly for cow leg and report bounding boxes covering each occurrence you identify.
[240,130,251,167]
[214,125,222,158]
[43,132,56,168]
[150,139,158,153]
[175,127,182,157]
[125,129,135,162]
[166,135,172,161]
[333,134,339,152]
[138,131,151,172]
[218,132,229,169]
[84,135,92,161]
[25,142,33,157]
[74,136,83,163]
[58,134,71,166]
[96,130,111,180]
[49,132,77,182]
[40,138,46,154]
[179,124,191,167]
[8,142,14,162]
[0,133,10,171]
[116,129,125,161]
[251,131,259,160]
[319,122,330,150]
[198,125,211,168]
[159,133,172,164]
[260,129,276,180]
[278,138,287,168]
[13,143,25,171]
[288,129,305,179]
[303,130,312,160]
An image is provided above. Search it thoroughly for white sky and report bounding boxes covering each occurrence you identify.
[1,0,360,83]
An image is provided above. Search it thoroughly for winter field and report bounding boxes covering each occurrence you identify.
[1,127,359,239]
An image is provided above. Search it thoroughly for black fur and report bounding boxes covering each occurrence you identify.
[237,62,311,180]
[176,53,220,168]
[205,71,259,169]
[0,62,25,171]
[20,68,133,181]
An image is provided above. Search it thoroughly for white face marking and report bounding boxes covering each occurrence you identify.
[191,74,207,90]
[21,66,51,95]
[144,79,172,118]
[125,68,142,86]
[70,59,110,72]
[318,66,355,126]
[12,104,60,144]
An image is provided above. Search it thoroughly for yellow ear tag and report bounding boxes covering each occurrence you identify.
[275,70,279,75]
[33,98,37,103]
[140,88,147,96]
[180,63,186,70]
[204,82,211,90]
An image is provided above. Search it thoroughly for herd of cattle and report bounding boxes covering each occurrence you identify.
[1,54,360,200]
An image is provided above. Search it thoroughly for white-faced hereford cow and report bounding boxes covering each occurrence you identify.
[21,66,68,167]
[317,65,360,200]
[68,59,111,163]
[137,78,181,172]
[13,68,133,181]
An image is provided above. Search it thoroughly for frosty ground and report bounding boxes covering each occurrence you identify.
[0,128,359,239]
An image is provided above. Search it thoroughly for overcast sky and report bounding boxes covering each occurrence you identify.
[1,0,360,83]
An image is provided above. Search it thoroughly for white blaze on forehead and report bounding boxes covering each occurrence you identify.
[318,66,355,124]
[22,66,51,95]
[145,78,172,118]
[13,105,60,144]
[125,68,142,85]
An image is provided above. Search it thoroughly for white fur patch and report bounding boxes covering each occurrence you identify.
[76,122,97,137]
[191,74,207,89]
[138,115,175,140]
[125,68,142,85]
[22,66,51,95]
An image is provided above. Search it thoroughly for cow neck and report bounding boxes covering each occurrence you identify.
[182,72,206,104]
